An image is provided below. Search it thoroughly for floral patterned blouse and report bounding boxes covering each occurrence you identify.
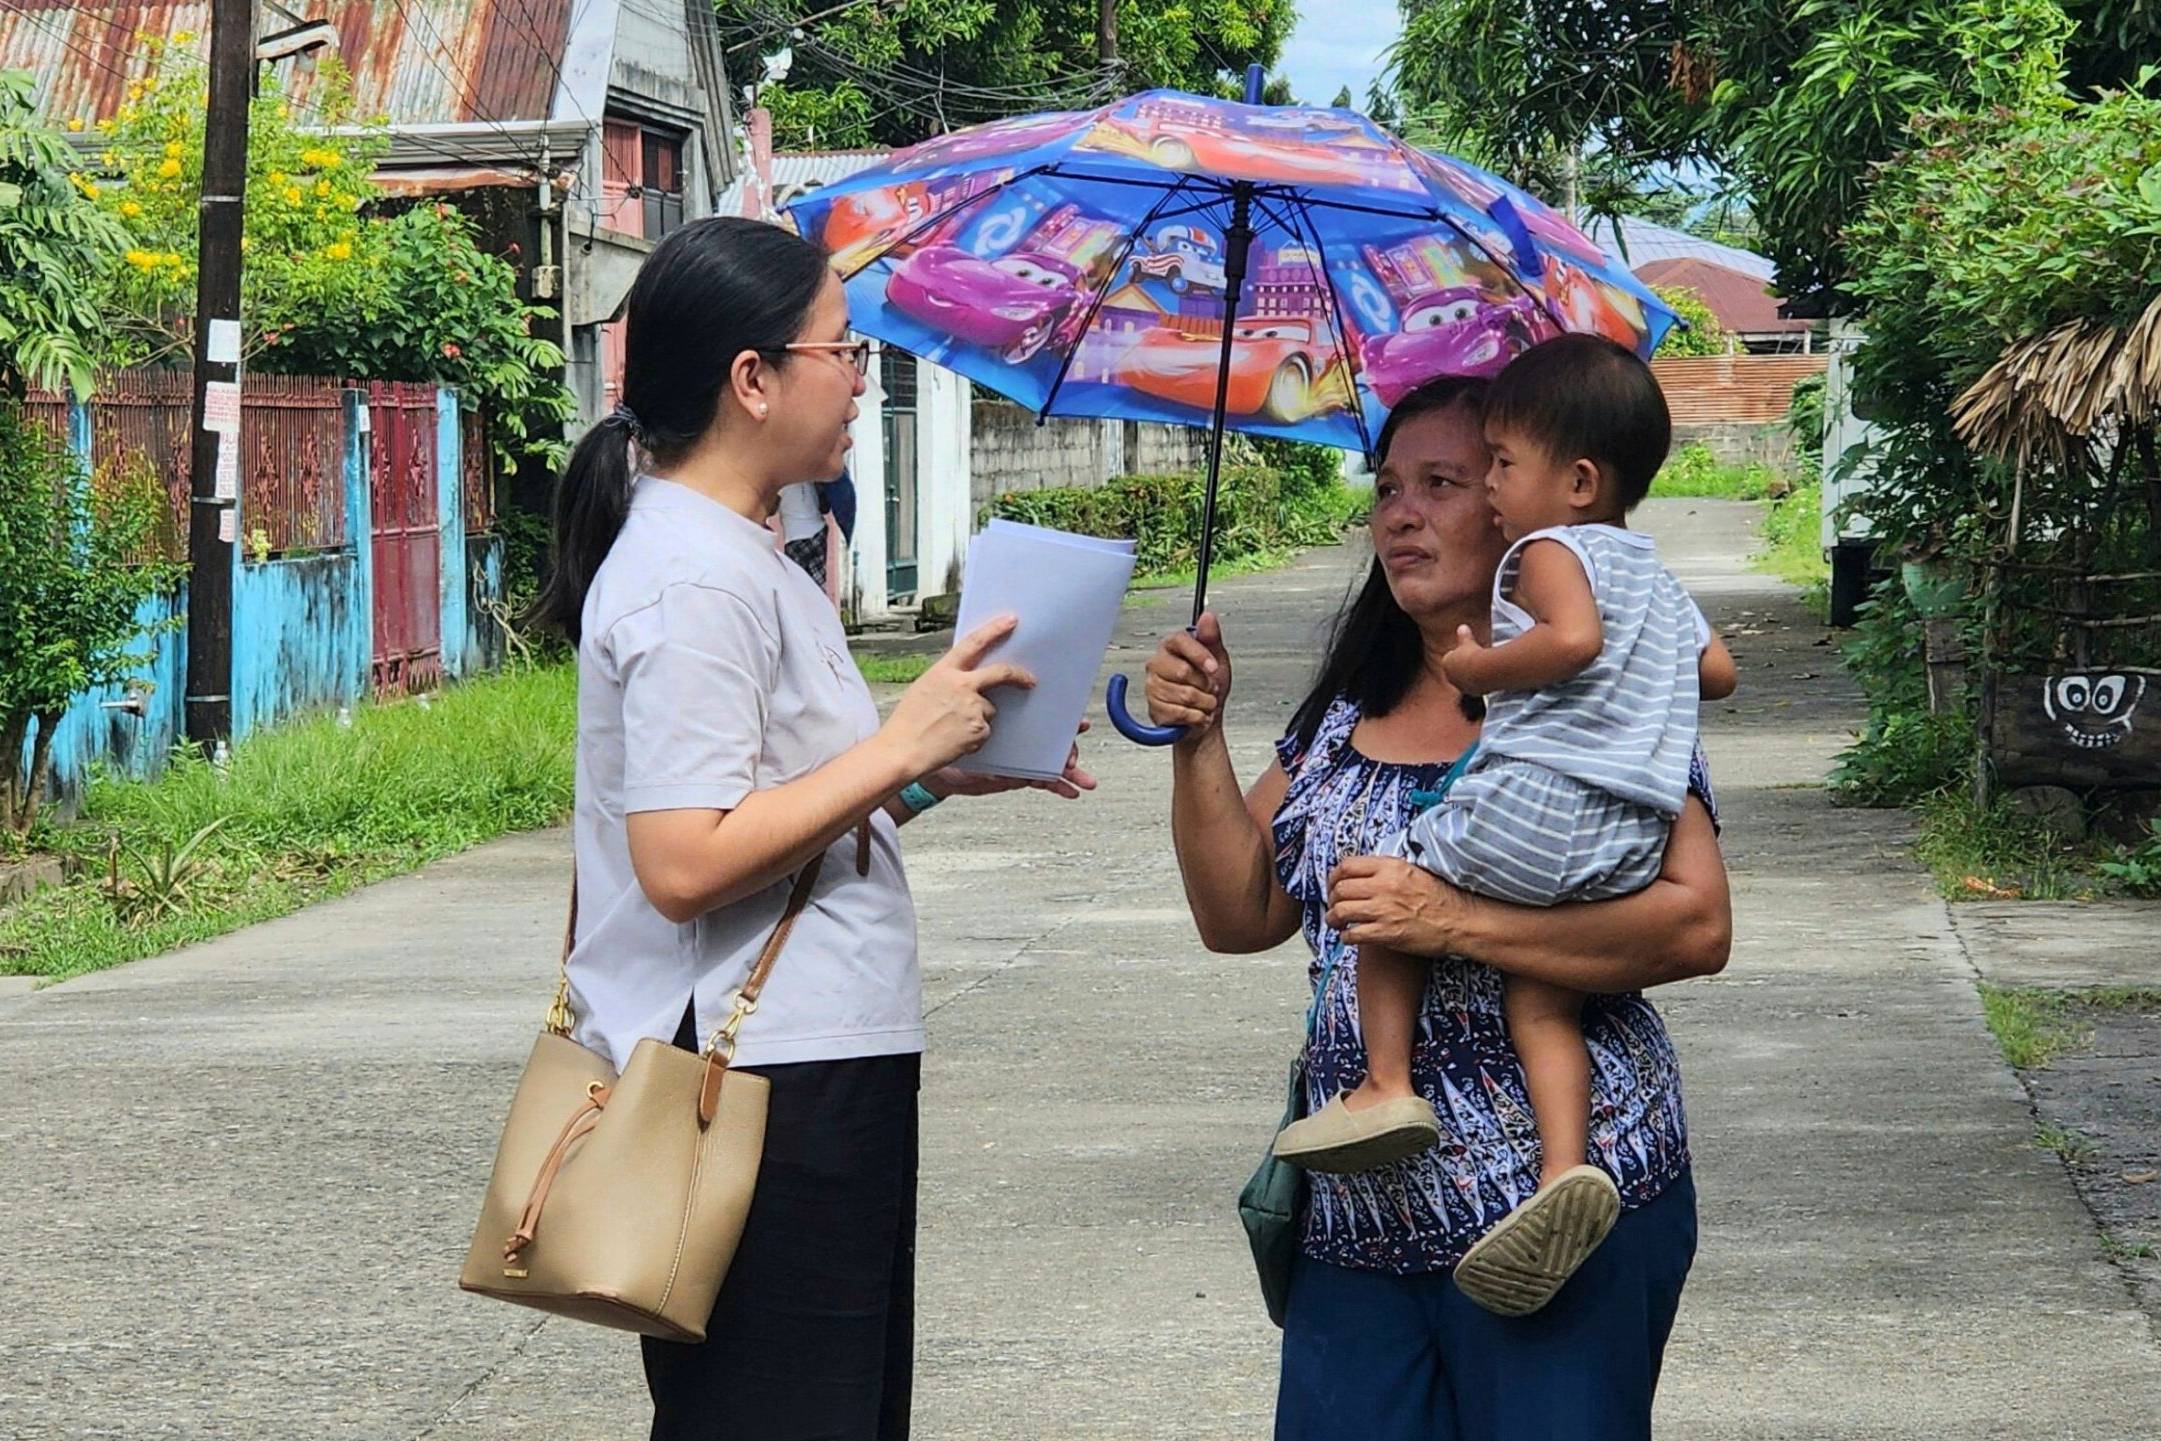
[1272,695,1707,1275]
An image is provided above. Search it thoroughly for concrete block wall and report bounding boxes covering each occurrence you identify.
[970,401,1210,511]
[1672,421,1802,473]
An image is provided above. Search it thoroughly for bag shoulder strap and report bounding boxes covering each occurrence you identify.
[546,817,866,1050]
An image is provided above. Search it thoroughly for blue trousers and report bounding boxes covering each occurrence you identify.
[1276,1170,1697,1441]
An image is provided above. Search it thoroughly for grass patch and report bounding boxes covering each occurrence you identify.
[1652,443,1790,500]
[1,662,575,981]
[1977,984,2161,1071]
[853,651,935,685]
[2102,1233,2159,1262]
[1751,480,1830,618]
[1980,984,2090,1070]
[1914,788,2105,901]
[2036,1121,2101,1166]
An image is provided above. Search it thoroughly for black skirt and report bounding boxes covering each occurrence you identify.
[643,1007,922,1441]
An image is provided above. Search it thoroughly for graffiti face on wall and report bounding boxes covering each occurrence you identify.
[2042,672,2146,749]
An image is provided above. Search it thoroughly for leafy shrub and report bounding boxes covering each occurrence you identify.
[988,463,1357,578]
[2100,821,2161,899]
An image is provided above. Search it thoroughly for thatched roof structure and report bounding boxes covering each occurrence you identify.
[1951,293,2161,469]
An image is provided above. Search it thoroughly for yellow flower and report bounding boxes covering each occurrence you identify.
[119,200,143,218]
[67,117,84,132]
[268,171,286,187]
[314,204,328,218]
[173,29,196,44]
[324,240,353,262]
[125,248,157,271]
[319,152,342,169]
[163,252,185,270]
[278,104,290,120]
[240,236,251,251]
[96,119,115,134]
[101,149,117,166]
[157,158,181,179]
[83,182,100,200]
[164,141,183,159]
[314,179,331,198]
[284,186,303,206]
[118,106,138,124]
[126,83,144,102]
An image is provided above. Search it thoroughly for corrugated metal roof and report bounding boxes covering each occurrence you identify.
[718,147,890,217]
[0,0,572,128]
[1585,215,1776,283]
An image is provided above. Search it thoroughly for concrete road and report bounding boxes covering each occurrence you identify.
[2,499,2155,1439]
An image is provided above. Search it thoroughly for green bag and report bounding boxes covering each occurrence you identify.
[1238,745,1477,1326]
[1237,1051,1310,1328]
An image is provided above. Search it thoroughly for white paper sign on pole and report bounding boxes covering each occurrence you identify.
[216,507,237,544]
[213,432,238,499]
[949,520,1137,781]
[202,380,242,435]
[206,318,242,365]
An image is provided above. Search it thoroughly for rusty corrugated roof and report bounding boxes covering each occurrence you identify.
[0,0,572,128]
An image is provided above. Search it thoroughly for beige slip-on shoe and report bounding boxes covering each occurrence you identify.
[1451,1164,1622,1316]
[1271,1094,1440,1173]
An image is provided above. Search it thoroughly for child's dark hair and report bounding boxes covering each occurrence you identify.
[1484,332,1671,509]
[530,217,831,643]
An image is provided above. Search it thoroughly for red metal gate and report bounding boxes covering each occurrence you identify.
[368,382,441,694]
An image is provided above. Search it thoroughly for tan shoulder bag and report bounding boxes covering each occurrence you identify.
[458,846,841,1342]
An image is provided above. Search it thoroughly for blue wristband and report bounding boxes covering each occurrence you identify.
[899,781,943,815]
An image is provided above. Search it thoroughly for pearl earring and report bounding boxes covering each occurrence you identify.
[757,403,769,417]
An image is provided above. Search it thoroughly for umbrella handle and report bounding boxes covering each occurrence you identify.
[1105,673,1186,747]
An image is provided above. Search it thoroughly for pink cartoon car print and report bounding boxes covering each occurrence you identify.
[885,244,1085,362]
[1360,287,1544,405]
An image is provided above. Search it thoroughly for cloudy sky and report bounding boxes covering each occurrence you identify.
[1279,0,1403,107]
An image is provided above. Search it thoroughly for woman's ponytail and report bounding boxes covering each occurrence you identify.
[530,412,638,644]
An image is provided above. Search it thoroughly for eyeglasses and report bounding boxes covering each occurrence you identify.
[768,339,872,376]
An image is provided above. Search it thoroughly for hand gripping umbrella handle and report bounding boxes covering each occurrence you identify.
[1105,673,1186,746]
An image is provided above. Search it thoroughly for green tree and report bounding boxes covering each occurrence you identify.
[720,0,1295,149]
[0,410,182,835]
[1330,85,1355,109]
[0,71,129,398]
[83,43,571,471]
[1651,284,1729,357]
[1389,0,2140,311]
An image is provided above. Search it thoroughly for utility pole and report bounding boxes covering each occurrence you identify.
[184,0,253,749]
[1097,0,1117,68]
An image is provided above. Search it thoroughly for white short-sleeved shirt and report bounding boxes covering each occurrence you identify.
[568,476,919,1073]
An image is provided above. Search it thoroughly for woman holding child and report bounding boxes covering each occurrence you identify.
[1145,339,1734,1440]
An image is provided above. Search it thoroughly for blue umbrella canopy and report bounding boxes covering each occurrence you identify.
[785,90,1677,459]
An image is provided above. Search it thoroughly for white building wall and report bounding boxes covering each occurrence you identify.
[915,361,974,602]
[845,351,890,621]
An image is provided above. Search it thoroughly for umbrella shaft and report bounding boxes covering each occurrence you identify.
[1194,185,1255,627]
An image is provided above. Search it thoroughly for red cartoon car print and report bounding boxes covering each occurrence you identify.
[1115,316,1349,422]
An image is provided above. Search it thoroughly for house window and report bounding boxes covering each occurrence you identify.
[641,131,684,238]
[600,118,687,240]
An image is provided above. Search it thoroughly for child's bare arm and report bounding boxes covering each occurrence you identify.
[1699,632,1738,701]
[1441,538,1602,697]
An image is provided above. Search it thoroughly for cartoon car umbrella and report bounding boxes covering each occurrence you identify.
[786,69,1676,744]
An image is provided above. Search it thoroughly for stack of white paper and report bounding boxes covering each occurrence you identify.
[950,519,1137,781]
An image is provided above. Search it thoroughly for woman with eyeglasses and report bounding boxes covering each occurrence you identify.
[532,216,1094,1441]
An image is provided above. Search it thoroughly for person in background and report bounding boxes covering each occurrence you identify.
[778,479,830,590]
